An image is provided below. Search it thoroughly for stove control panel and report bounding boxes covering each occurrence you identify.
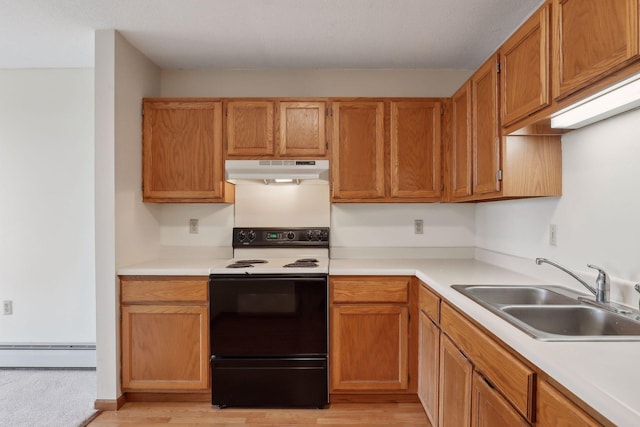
[233,227,329,248]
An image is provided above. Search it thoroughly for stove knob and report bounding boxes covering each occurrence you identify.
[306,230,315,241]
[314,229,323,240]
[318,229,329,241]
[247,230,256,241]
[237,230,246,242]
[287,231,295,240]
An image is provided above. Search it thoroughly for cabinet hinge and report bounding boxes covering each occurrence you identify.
[141,106,144,116]
[225,108,228,117]
[326,108,333,117]
[497,169,503,181]
[496,61,501,74]
[440,106,444,116]
[441,183,445,191]
[325,141,329,149]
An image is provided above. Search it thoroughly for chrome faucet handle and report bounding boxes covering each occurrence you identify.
[587,264,610,303]
[634,284,640,313]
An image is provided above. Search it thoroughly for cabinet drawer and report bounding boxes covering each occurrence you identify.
[418,281,439,323]
[440,302,535,421]
[331,277,409,303]
[121,277,208,303]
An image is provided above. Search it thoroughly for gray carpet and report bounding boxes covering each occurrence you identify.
[0,369,97,427]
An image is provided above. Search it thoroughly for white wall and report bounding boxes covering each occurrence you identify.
[0,69,95,344]
[95,30,161,401]
[160,69,471,97]
[476,108,640,294]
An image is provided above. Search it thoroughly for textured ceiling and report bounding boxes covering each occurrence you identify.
[0,0,544,70]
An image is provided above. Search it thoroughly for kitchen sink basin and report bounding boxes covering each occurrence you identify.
[452,284,640,341]
[456,285,580,305]
[502,305,640,339]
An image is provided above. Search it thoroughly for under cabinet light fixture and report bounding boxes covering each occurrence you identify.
[551,73,640,129]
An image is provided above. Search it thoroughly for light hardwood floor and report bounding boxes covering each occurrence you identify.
[88,402,432,426]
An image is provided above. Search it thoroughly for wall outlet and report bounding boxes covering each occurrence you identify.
[3,300,12,315]
[189,219,199,234]
[414,219,424,235]
[549,224,557,246]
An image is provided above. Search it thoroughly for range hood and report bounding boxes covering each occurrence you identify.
[225,159,330,183]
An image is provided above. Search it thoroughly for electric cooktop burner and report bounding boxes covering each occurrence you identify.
[283,258,319,268]
[225,259,268,268]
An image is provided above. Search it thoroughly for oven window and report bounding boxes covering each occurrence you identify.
[210,276,327,356]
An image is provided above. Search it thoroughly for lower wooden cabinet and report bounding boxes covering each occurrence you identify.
[537,380,600,427]
[418,282,440,426]
[471,372,529,427]
[120,277,209,392]
[329,276,417,396]
[438,334,472,426]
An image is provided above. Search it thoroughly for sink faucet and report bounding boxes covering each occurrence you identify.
[535,258,610,303]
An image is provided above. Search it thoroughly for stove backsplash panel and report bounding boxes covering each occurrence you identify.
[234,182,330,227]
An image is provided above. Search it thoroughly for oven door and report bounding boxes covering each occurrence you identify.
[209,274,327,357]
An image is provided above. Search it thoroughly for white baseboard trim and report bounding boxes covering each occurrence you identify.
[0,344,96,368]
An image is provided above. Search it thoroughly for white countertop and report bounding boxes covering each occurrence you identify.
[118,256,640,425]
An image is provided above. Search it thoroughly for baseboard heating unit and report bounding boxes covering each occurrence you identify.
[0,344,96,368]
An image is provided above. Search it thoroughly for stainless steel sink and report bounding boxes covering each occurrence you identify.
[452,284,640,341]
[458,285,580,305]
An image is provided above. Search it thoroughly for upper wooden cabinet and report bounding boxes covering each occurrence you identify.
[390,101,442,200]
[278,101,327,157]
[332,100,442,202]
[225,99,328,159]
[471,54,502,198]
[552,0,640,100]
[450,82,473,199]
[225,100,275,157]
[142,99,233,203]
[500,3,551,126]
[331,101,386,200]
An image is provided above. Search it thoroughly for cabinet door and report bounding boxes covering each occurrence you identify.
[142,100,225,202]
[471,55,501,196]
[331,101,385,200]
[553,0,640,100]
[278,101,327,157]
[121,304,209,391]
[226,100,275,156]
[451,82,473,200]
[471,372,528,427]
[500,3,550,126]
[390,101,442,200]
[438,334,472,427]
[330,304,408,391]
[418,311,440,427]
[536,380,600,427]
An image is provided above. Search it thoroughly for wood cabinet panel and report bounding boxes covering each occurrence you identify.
[471,371,528,427]
[537,380,600,427]
[331,304,409,391]
[142,100,229,202]
[226,100,275,156]
[471,55,501,196]
[121,304,209,391]
[418,281,440,323]
[418,311,440,427]
[332,276,409,304]
[331,101,386,200]
[552,0,640,99]
[440,303,535,421]
[121,277,207,303]
[438,334,472,427]
[451,82,473,199]
[500,3,550,126]
[278,101,327,157]
[390,101,441,200]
